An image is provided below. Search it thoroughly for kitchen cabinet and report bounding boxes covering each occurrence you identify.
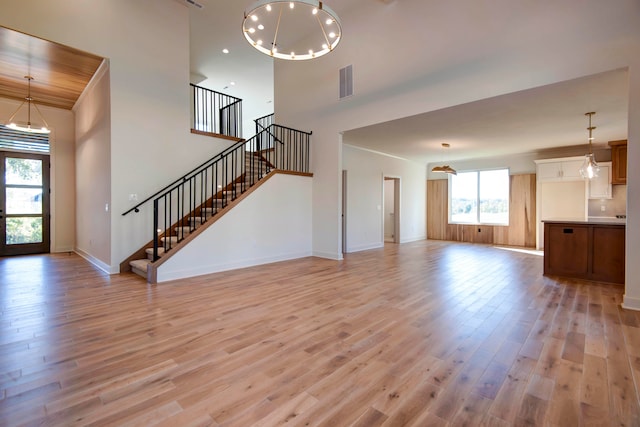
[609,140,627,184]
[536,157,584,182]
[588,162,612,199]
[543,219,625,284]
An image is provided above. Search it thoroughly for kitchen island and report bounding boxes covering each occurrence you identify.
[543,218,625,284]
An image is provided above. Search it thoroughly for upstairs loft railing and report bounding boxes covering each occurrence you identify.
[122,124,312,261]
[254,113,273,134]
[191,84,242,138]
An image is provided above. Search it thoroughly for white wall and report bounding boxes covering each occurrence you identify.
[342,144,426,253]
[275,0,640,263]
[1,0,229,271]
[0,98,75,253]
[156,173,312,283]
[74,62,111,269]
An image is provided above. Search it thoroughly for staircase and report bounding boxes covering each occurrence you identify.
[128,152,272,279]
[121,122,311,283]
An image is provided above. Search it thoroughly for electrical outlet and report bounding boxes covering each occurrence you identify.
[601,205,606,212]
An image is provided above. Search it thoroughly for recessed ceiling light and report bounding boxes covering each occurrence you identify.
[230,81,236,86]
[222,48,229,54]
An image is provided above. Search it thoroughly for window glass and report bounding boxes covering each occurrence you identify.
[450,172,478,223]
[479,169,509,224]
[449,169,509,225]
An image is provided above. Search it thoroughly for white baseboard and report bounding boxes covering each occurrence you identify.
[157,250,313,283]
[74,247,117,274]
[312,250,343,260]
[346,242,384,253]
[400,235,426,244]
[622,294,640,311]
[51,246,74,253]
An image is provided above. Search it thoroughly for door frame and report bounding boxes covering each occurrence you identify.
[383,175,401,244]
[0,151,51,256]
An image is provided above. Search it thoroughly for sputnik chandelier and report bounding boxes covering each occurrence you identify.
[242,0,342,61]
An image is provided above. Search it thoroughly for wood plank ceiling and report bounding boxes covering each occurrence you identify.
[0,26,104,111]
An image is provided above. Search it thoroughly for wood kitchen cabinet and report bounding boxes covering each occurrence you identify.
[543,220,625,284]
[609,140,627,184]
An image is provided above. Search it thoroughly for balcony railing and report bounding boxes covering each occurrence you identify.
[191,84,242,138]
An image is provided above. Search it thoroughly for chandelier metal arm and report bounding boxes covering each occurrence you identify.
[315,13,331,49]
[32,102,50,129]
[272,4,283,55]
[6,100,27,123]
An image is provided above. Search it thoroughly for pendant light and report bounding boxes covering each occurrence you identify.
[5,75,51,134]
[431,143,457,175]
[578,111,599,179]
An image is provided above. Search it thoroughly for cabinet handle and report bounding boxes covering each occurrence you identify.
[563,228,573,234]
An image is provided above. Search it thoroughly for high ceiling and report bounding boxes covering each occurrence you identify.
[0,1,630,164]
[186,0,629,164]
[0,26,103,110]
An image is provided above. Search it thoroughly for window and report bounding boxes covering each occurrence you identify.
[449,169,509,225]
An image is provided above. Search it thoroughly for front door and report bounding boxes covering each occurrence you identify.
[0,152,50,256]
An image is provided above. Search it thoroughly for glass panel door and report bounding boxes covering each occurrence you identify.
[0,152,50,256]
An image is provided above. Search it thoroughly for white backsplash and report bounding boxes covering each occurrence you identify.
[588,184,627,217]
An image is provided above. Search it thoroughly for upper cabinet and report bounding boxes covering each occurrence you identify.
[588,161,612,199]
[535,157,584,182]
[609,140,627,184]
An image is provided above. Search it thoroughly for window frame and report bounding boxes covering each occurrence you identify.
[448,168,510,226]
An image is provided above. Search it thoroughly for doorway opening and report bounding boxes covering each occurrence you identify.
[383,176,400,244]
[0,151,50,256]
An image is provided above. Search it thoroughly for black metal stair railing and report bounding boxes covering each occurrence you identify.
[122,124,311,262]
[191,84,242,138]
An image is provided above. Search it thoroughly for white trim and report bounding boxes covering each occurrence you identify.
[157,250,313,283]
[74,247,117,274]
[343,143,414,162]
[622,295,640,311]
[347,242,384,253]
[72,59,109,112]
[400,235,426,244]
[313,250,343,260]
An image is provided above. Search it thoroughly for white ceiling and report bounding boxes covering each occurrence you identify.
[184,0,630,164]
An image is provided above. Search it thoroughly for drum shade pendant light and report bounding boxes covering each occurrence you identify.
[242,0,342,61]
[431,143,457,175]
[578,112,599,179]
[5,75,50,134]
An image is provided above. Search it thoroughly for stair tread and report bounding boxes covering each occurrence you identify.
[145,247,166,256]
[130,259,151,269]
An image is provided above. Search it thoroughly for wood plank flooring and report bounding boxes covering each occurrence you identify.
[1,241,639,426]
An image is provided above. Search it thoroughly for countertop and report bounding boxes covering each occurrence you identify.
[542,217,626,226]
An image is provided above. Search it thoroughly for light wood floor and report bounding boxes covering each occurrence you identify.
[1,241,639,426]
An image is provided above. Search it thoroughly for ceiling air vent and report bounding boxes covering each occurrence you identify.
[173,0,204,9]
[339,65,353,99]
